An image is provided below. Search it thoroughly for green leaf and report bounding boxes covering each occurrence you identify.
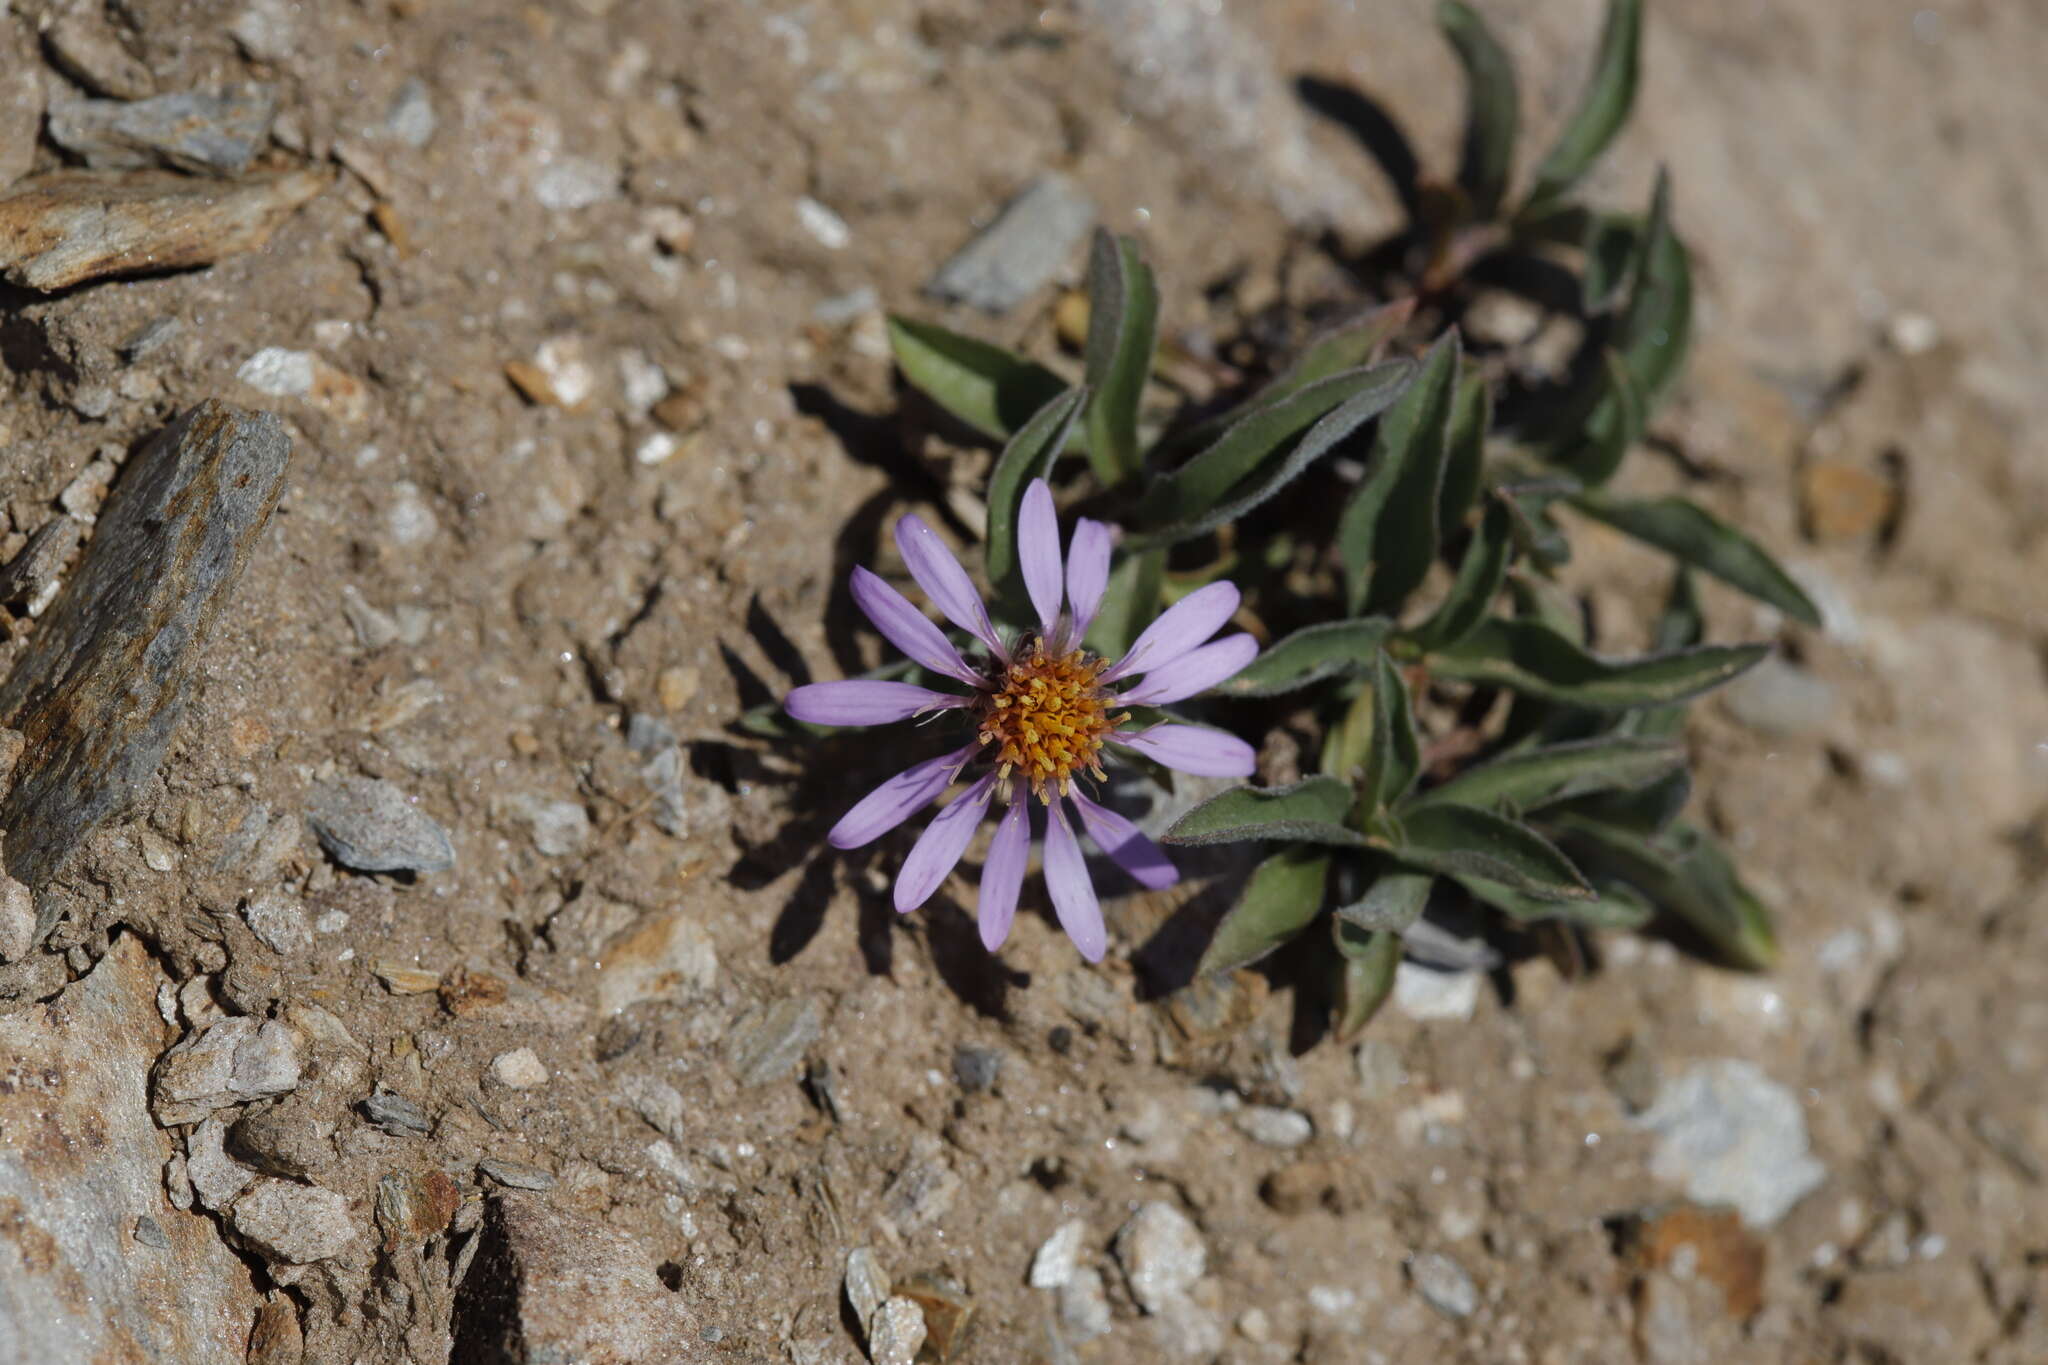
[1612,170,1692,408]
[1419,735,1684,812]
[1436,372,1491,544]
[1163,777,1366,848]
[1129,360,1415,548]
[1198,846,1330,974]
[1558,347,1646,486]
[1571,492,1822,626]
[1220,618,1394,698]
[1426,617,1769,709]
[1438,1,1519,219]
[1082,546,1164,661]
[1582,212,1640,313]
[1336,869,1433,933]
[1408,497,1512,650]
[1319,682,1376,781]
[1456,872,1653,928]
[887,316,1069,443]
[1331,919,1402,1041]
[1553,816,1777,968]
[986,386,1089,619]
[1339,332,1461,613]
[1362,648,1421,812]
[1652,566,1705,652]
[1381,802,1593,900]
[1550,765,1692,835]
[1522,0,1643,215]
[1081,230,1160,486]
[1142,367,1413,529]
[1274,298,1417,393]
[1508,570,1585,644]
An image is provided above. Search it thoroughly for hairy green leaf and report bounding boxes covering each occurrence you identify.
[1143,367,1412,529]
[1320,682,1376,781]
[1164,777,1365,847]
[1582,212,1640,313]
[1382,802,1593,899]
[1551,765,1692,836]
[1439,1,1520,219]
[887,315,1069,443]
[1612,170,1692,408]
[1426,617,1769,709]
[1559,348,1647,486]
[1456,872,1654,928]
[1522,0,1642,214]
[1331,919,1402,1041]
[986,386,1089,618]
[1198,846,1330,974]
[1572,492,1823,626]
[1409,498,1512,650]
[1221,618,1395,697]
[1082,545,1164,661]
[1437,372,1491,543]
[1419,735,1684,812]
[1340,332,1461,613]
[1362,648,1421,812]
[1554,816,1777,968]
[1130,360,1415,548]
[1336,868,1433,934]
[1081,230,1160,485]
[1508,570,1585,644]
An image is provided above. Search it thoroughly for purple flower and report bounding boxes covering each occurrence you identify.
[786,480,1258,961]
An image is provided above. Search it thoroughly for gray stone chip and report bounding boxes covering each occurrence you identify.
[925,173,1096,313]
[305,775,456,873]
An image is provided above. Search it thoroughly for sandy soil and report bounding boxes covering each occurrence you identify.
[0,1,2044,1362]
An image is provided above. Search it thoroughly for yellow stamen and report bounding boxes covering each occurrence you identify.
[974,639,1116,803]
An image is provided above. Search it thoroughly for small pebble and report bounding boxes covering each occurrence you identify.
[305,775,456,874]
[1409,1251,1478,1318]
[866,1297,926,1365]
[925,173,1096,312]
[844,1247,891,1333]
[533,157,616,210]
[231,1179,357,1264]
[1114,1202,1206,1314]
[795,195,850,250]
[359,1090,432,1137]
[382,78,436,149]
[1030,1219,1087,1290]
[951,1045,1002,1094]
[1393,963,1481,1022]
[241,889,312,956]
[490,1047,549,1090]
[1234,1105,1313,1149]
[477,1158,557,1191]
[1057,1267,1113,1341]
[133,1215,170,1249]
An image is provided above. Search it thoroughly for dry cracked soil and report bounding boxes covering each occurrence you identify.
[0,1,2045,1363]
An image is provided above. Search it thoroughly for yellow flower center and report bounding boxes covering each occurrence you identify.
[976,641,1126,801]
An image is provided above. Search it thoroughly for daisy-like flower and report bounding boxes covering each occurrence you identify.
[786,480,1259,962]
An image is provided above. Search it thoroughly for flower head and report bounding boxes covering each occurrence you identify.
[786,481,1258,961]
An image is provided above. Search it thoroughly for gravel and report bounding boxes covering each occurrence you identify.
[925,173,1096,312]
[305,775,456,874]
[152,1016,304,1125]
[1030,1219,1088,1290]
[1114,1201,1207,1314]
[1234,1105,1314,1148]
[231,1179,358,1264]
[1636,1059,1828,1228]
[358,1090,432,1137]
[490,1048,549,1090]
[1409,1251,1479,1318]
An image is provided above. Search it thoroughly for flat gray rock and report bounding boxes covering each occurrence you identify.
[1636,1058,1828,1228]
[0,401,290,951]
[47,85,277,176]
[925,173,1096,313]
[306,775,456,874]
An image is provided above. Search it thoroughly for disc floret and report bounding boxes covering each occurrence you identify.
[977,639,1128,801]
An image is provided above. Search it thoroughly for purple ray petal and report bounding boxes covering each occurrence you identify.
[785,680,965,727]
[1070,790,1178,891]
[849,565,982,685]
[1064,517,1113,644]
[893,772,997,912]
[1111,723,1257,778]
[894,513,1003,655]
[827,743,977,849]
[1043,800,1106,962]
[977,795,1031,951]
[1018,479,1064,633]
[1117,633,1259,705]
[1100,580,1241,682]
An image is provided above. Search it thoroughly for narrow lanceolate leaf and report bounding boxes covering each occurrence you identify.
[1129,360,1415,548]
[1521,0,1643,215]
[1163,777,1366,848]
[1418,735,1684,813]
[1319,683,1376,782]
[1362,648,1421,812]
[1081,545,1164,662]
[1336,868,1433,933]
[1508,571,1585,644]
[1220,618,1394,697]
[1559,348,1646,486]
[1438,1,1519,219]
[1081,230,1160,486]
[1142,367,1412,529]
[887,316,1069,443]
[1339,332,1461,613]
[986,386,1089,619]
[1550,765,1691,836]
[1571,492,1823,627]
[1198,846,1330,974]
[1409,497,1512,650]
[1426,617,1769,709]
[1436,372,1491,544]
[1612,170,1692,408]
[1380,802,1592,900]
[1456,873,1653,928]
[1331,919,1402,1041]
[1554,816,1777,969]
